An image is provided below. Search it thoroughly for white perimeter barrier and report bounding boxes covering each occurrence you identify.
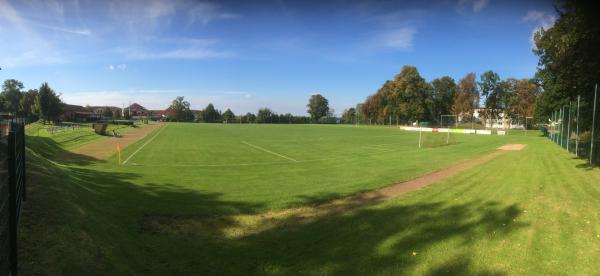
[476,130,492,135]
[400,126,503,136]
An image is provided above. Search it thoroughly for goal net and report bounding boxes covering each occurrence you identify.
[419,128,457,148]
[440,115,458,129]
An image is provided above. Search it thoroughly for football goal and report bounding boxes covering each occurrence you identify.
[418,125,457,148]
[440,114,458,129]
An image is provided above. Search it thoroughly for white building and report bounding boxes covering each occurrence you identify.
[472,108,525,129]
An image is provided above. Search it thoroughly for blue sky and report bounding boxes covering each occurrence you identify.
[0,0,556,115]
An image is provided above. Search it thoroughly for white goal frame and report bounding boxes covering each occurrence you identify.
[440,115,458,128]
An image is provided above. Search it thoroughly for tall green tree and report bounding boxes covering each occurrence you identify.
[168,96,194,122]
[201,103,220,123]
[533,0,600,122]
[1,79,24,113]
[341,108,357,124]
[244,112,256,123]
[256,108,274,123]
[35,82,63,124]
[431,76,457,123]
[479,70,503,124]
[222,108,235,123]
[20,89,38,118]
[393,65,431,123]
[307,94,329,122]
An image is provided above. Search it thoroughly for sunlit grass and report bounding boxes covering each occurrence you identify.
[19,123,600,275]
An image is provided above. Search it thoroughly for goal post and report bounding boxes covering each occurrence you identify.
[418,123,457,149]
[440,115,458,129]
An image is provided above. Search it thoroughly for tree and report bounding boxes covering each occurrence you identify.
[20,89,38,119]
[201,103,220,123]
[35,82,63,124]
[222,108,235,123]
[1,79,24,113]
[533,0,600,122]
[359,66,432,126]
[167,96,194,122]
[102,107,113,118]
[361,95,378,124]
[479,70,503,125]
[452,73,479,121]
[243,112,256,123]
[393,65,432,123]
[431,76,457,123]
[256,108,274,123]
[307,94,329,122]
[510,79,540,118]
[342,108,357,124]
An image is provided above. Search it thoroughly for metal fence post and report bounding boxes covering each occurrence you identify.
[552,110,555,142]
[590,84,598,166]
[576,95,580,157]
[567,102,572,152]
[559,107,563,148]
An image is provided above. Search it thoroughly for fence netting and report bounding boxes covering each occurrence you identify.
[541,93,600,166]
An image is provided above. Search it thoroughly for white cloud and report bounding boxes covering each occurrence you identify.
[187,2,239,25]
[0,0,238,67]
[472,0,489,12]
[108,0,238,32]
[0,0,67,67]
[107,64,126,71]
[126,48,234,60]
[376,27,417,51]
[522,10,557,49]
[457,0,489,13]
[115,37,235,60]
[30,23,92,36]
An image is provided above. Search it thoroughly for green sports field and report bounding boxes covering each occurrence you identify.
[114,123,521,210]
[20,123,600,275]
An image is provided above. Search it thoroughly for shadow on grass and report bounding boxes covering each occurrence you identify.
[138,196,527,274]
[20,141,529,275]
[26,135,102,165]
[19,150,264,275]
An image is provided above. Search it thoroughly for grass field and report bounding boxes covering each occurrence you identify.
[19,123,600,275]
[25,121,146,158]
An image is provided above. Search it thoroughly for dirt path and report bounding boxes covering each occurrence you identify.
[60,123,163,161]
[145,144,527,239]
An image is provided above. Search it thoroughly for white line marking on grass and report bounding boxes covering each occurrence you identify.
[133,145,411,168]
[123,125,168,165]
[241,141,298,162]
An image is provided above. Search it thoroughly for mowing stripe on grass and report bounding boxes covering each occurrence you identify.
[241,141,298,162]
[123,125,168,165]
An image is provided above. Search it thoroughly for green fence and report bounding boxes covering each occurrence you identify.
[541,85,600,166]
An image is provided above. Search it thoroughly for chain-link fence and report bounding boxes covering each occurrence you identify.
[541,86,599,166]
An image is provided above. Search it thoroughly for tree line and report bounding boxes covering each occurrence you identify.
[340,66,540,126]
[1,80,64,124]
[531,0,599,124]
[166,93,335,124]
